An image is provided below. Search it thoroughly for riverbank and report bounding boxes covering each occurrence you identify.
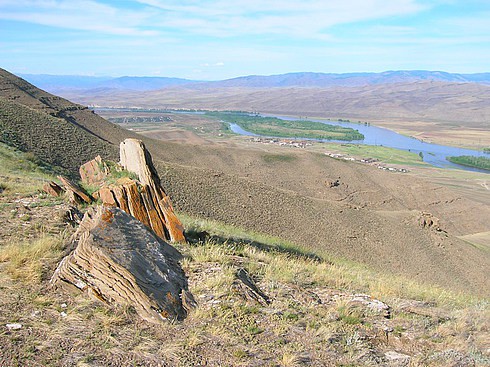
[256,113,488,173]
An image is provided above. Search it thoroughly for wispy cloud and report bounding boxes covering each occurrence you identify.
[0,0,158,35]
[136,0,427,39]
[0,0,428,39]
[1,0,488,77]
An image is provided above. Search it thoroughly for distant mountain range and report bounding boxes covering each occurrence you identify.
[19,74,199,92]
[21,70,490,93]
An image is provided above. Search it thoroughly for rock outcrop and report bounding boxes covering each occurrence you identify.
[53,138,185,243]
[42,181,64,197]
[79,155,109,186]
[418,212,441,231]
[51,206,195,323]
[118,139,185,242]
[80,139,185,242]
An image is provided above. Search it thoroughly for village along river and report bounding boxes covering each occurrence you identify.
[229,115,489,174]
[93,108,487,174]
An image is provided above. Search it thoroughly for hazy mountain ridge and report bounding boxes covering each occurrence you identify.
[20,70,490,94]
[20,74,200,92]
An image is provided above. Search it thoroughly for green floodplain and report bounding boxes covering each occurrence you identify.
[447,155,490,171]
[207,111,365,141]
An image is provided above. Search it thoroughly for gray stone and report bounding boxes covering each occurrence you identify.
[51,206,195,323]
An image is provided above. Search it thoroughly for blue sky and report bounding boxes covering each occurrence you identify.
[1,0,489,80]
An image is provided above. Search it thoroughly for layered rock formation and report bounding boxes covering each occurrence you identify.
[51,206,194,323]
[50,139,192,323]
[49,138,185,243]
[118,139,185,242]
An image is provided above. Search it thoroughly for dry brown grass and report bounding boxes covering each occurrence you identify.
[0,233,66,283]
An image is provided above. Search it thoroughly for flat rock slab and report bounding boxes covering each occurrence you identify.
[51,206,194,323]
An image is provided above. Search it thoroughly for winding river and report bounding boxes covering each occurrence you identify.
[230,116,489,174]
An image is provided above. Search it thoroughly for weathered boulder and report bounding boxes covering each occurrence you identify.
[51,206,195,323]
[79,155,109,186]
[43,181,64,197]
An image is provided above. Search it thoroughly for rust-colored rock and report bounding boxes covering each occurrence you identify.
[119,139,185,242]
[51,206,195,323]
[79,155,108,186]
[140,185,167,240]
[98,186,117,206]
[58,176,92,204]
[43,181,64,197]
[124,180,152,229]
[73,138,184,243]
[112,185,130,213]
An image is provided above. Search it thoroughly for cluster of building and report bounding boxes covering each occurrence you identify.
[249,137,313,148]
[324,152,409,173]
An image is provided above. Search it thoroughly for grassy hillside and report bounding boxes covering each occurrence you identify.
[0,68,136,173]
[1,67,489,298]
[0,145,488,366]
[0,97,116,172]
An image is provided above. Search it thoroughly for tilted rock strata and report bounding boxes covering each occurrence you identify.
[119,138,185,242]
[77,138,185,243]
[43,181,64,197]
[51,206,195,323]
[58,176,93,204]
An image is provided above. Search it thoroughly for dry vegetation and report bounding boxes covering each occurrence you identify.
[0,145,489,367]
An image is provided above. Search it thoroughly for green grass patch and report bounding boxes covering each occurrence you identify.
[0,142,60,195]
[206,111,364,141]
[447,155,490,171]
[325,143,427,166]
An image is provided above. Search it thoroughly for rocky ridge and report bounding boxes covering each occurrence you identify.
[47,138,189,323]
[47,139,184,243]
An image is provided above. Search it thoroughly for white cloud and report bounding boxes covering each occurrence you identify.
[201,62,225,67]
[0,0,158,36]
[138,0,427,38]
[0,0,428,39]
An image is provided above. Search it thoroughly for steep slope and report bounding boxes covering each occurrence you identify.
[0,68,137,172]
